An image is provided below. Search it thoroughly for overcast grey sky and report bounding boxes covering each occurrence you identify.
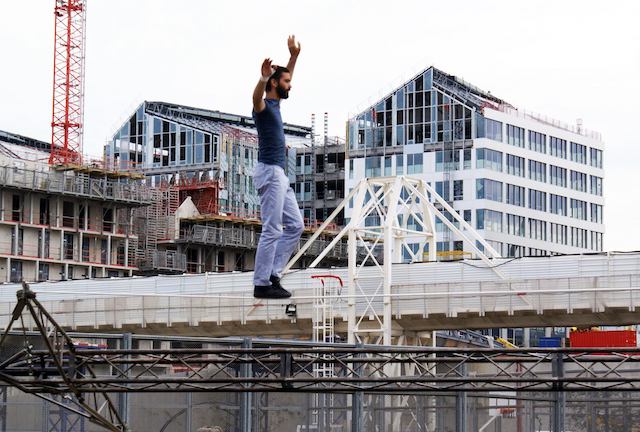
[0,0,638,250]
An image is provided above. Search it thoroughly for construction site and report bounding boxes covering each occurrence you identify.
[0,0,637,431]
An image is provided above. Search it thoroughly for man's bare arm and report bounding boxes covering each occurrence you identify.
[253,58,273,113]
[286,35,301,78]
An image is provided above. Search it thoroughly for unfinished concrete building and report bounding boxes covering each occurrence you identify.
[0,130,151,282]
[295,113,347,226]
[107,102,350,274]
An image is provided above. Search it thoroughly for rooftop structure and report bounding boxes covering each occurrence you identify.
[346,66,605,258]
[107,102,350,274]
[0,130,150,282]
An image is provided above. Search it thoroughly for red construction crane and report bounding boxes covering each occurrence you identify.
[49,0,86,166]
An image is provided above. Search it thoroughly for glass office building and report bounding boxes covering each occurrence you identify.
[346,67,605,257]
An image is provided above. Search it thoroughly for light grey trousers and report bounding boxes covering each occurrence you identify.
[252,162,304,286]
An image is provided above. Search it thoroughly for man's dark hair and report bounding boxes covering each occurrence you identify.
[266,66,290,92]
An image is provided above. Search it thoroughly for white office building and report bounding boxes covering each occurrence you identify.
[346,66,604,258]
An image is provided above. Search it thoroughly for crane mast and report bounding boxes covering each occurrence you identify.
[49,0,86,166]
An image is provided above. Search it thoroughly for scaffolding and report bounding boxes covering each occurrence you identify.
[0,164,151,205]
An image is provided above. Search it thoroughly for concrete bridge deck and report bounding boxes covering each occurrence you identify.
[0,252,638,336]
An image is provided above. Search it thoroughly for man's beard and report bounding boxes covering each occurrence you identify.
[276,84,289,99]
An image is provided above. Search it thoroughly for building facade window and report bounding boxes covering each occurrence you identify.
[476,209,503,232]
[476,179,503,202]
[590,203,603,224]
[550,194,567,216]
[506,154,525,177]
[38,263,50,282]
[571,142,587,164]
[436,150,460,172]
[570,198,587,220]
[507,214,526,237]
[365,156,381,177]
[476,148,503,172]
[570,170,587,192]
[384,156,392,176]
[477,239,504,256]
[463,148,472,169]
[550,223,568,245]
[571,227,588,248]
[435,181,450,201]
[453,180,464,201]
[463,209,472,223]
[528,160,546,183]
[407,153,423,174]
[10,260,22,283]
[550,165,567,187]
[11,194,22,222]
[506,244,525,258]
[63,233,74,260]
[590,175,603,196]
[529,131,546,154]
[528,189,547,212]
[485,119,503,142]
[506,184,525,207]
[590,148,603,168]
[529,218,547,241]
[550,136,567,159]
[591,231,603,251]
[39,198,50,225]
[528,248,547,256]
[506,124,525,148]
[395,154,403,175]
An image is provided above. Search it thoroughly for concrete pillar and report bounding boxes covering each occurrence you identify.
[106,235,112,265]
[83,200,88,230]
[56,196,62,228]
[79,232,83,262]
[124,238,129,267]
[0,191,5,221]
[12,225,18,255]
[40,228,45,259]
[28,194,34,225]
[59,229,64,260]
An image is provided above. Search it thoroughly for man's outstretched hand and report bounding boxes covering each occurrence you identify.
[261,58,275,79]
[288,35,301,58]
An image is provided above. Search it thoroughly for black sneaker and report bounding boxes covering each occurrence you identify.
[254,284,292,299]
[270,275,283,289]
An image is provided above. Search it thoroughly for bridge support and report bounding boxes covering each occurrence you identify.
[285,176,502,346]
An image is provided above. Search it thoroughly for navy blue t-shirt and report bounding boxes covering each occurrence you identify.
[252,99,286,169]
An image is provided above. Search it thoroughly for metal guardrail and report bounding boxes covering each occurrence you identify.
[0,165,152,204]
[7,271,639,331]
[180,224,353,260]
[138,250,187,272]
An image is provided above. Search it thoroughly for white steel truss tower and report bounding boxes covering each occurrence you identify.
[286,175,502,345]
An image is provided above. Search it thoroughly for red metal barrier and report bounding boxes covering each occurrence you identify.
[569,330,637,348]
